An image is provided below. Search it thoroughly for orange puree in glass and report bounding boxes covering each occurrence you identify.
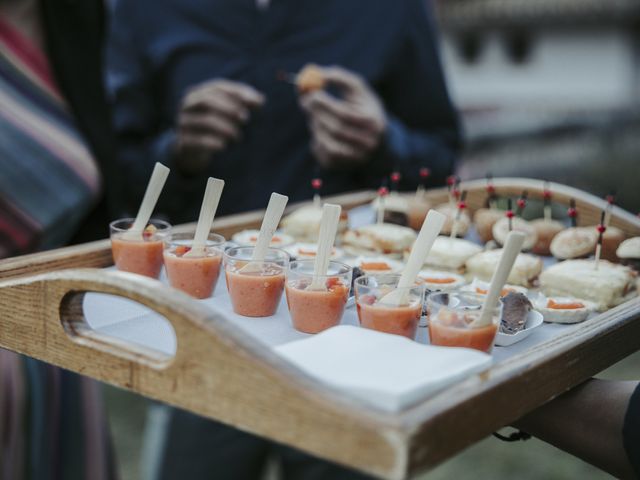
[285,281,349,334]
[225,267,285,317]
[164,252,221,299]
[429,311,497,353]
[111,237,164,278]
[357,302,422,339]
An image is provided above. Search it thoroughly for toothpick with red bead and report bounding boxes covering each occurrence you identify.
[377,185,389,224]
[450,190,467,240]
[515,190,528,217]
[543,181,553,221]
[604,191,616,228]
[486,173,497,209]
[506,199,515,232]
[416,167,430,199]
[311,177,323,208]
[594,210,607,271]
[390,170,401,192]
[446,175,457,207]
[568,199,578,228]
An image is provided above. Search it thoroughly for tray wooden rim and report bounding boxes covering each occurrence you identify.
[1,181,639,479]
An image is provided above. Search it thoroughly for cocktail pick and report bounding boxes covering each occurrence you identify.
[122,162,170,240]
[486,173,497,209]
[308,204,342,291]
[183,177,225,258]
[604,191,616,228]
[311,177,323,208]
[446,175,457,207]
[568,199,578,228]
[390,171,401,192]
[240,193,289,273]
[416,167,431,199]
[472,231,525,328]
[506,199,514,232]
[543,181,552,221]
[594,210,606,271]
[450,190,467,240]
[376,185,389,224]
[380,210,446,306]
[515,190,528,217]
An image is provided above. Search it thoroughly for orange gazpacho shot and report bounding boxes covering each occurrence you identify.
[285,260,352,334]
[163,233,225,299]
[110,219,171,278]
[354,275,425,339]
[357,301,422,339]
[224,246,289,317]
[427,292,501,353]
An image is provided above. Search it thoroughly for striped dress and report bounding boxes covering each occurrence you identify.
[0,15,116,480]
[0,15,101,257]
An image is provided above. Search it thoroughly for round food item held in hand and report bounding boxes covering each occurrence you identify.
[297,64,325,93]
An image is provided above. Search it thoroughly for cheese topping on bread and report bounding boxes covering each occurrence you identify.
[549,227,597,259]
[465,249,543,287]
[420,236,483,271]
[617,237,640,259]
[492,217,538,251]
[281,205,347,241]
[539,259,637,311]
[342,223,417,256]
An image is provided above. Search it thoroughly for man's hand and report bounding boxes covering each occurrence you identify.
[175,79,264,175]
[299,66,386,170]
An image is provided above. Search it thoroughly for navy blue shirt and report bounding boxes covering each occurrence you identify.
[106,0,461,221]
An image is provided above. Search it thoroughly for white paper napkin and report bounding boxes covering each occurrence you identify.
[275,325,493,412]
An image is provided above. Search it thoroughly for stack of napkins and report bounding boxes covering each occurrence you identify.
[275,326,493,412]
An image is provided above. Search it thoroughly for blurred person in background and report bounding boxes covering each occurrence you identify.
[106,0,460,223]
[0,0,120,478]
[105,0,460,479]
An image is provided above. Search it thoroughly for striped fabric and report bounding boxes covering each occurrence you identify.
[0,16,116,480]
[0,16,101,258]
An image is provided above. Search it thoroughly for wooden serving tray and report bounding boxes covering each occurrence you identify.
[1,180,639,479]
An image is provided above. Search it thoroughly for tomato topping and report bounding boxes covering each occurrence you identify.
[175,245,191,256]
[424,277,456,284]
[325,277,341,289]
[142,224,157,239]
[476,287,515,297]
[547,299,585,310]
[298,248,317,256]
[361,262,391,271]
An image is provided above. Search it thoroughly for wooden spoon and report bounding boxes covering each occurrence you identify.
[122,163,170,240]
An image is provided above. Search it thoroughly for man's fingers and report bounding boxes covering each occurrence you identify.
[318,65,364,94]
[303,90,378,130]
[312,124,366,161]
[313,110,379,151]
[178,112,240,140]
[214,81,265,108]
[177,133,226,153]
